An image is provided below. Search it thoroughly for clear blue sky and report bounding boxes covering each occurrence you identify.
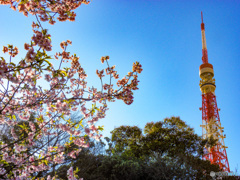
[1,0,240,172]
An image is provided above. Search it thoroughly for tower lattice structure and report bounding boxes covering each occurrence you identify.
[199,12,230,172]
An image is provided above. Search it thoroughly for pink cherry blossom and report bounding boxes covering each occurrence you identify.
[0,0,142,178]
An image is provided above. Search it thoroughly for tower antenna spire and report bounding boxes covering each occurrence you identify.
[201,11,208,64]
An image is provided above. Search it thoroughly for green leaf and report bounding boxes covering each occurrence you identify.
[98,125,104,131]
[45,56,52,60]
[10,62,16,66]
[61,70,67,77]
[44,59,52,66]
[18,124,24,129]
[75,167,80,173]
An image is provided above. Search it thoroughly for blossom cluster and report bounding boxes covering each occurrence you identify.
[2,45,19,57]
[31,29,52,51]
[0,0,90,24]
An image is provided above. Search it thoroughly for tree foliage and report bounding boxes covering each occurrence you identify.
[108,117,221,179]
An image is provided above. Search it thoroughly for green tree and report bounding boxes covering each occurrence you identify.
[109,116,221,179]
[110,125,142,158]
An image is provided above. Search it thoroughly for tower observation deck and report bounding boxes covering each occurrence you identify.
[199,12,230,172]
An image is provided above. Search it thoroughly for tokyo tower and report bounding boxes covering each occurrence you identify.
[199,12,230,172]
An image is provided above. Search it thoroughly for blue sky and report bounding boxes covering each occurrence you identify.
[1,0,240,172]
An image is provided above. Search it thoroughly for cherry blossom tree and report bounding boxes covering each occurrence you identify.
[0,0,143,179]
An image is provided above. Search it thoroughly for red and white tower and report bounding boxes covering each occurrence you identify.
[199,12,230,172]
